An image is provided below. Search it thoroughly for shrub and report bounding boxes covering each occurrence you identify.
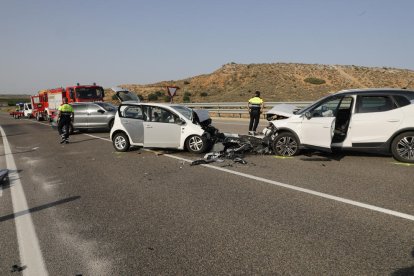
[164,95,171,102]
[184,92,192,97]
[183,95,191,103]
[155,91,164,97]
[147,93,158,101]
[304,77,326,85]
[200,92,208,97]
[184,80,190,85]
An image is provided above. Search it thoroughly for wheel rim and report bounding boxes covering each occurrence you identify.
[275,136,298,156]
[396,135,414,161]
[114,135,126,150]
[189,136,203,151]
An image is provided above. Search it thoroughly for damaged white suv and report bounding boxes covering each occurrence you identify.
[264,88,414,163]
[110,89,215,153]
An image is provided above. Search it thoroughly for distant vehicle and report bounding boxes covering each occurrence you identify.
[31,93,46,121]
[32,83,105,121]
[263,88,414,163]
[68,102,117,134]
[9,103,24,119]
[23,102,32,118]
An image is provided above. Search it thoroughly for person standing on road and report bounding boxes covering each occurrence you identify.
[57,97,74,144]
[248,91,264,135]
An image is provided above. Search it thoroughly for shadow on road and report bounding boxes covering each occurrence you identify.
[67,138,100,144]
[0,196,81,223]
[392,247,414,276]
[299,150,390,162]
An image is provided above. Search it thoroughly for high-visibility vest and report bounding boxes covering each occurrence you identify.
[58,104,74,114]
[248,97,263,108]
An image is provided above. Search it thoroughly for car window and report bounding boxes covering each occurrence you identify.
[119,105,144,119]
[71,104,88,112]
[96,102,117,111]
[171,105,193,120]
[393,95,411,107]
[310,97,341,117]
[147,106,178,123]
[356,96,395,113]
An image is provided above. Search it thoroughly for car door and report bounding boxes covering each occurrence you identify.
[143,106,181,148]
[349,95,403,145]
[86,104,107,128]
[114,89,141,103]
[119,105,145,144]
[72,104,88,128]
[299,97,340,150]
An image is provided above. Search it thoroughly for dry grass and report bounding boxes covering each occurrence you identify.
[107,63,414,103]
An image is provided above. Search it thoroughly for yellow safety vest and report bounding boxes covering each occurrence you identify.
[248,97,263,108]
[58,104,74,114]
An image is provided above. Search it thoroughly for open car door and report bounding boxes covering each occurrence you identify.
[111,87,141,103]
[300,116,335,151]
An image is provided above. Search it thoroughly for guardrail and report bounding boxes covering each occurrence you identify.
[185,101,314,118]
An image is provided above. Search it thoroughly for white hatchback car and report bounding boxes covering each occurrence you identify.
[264,88,414,163]
[110,102,213,153]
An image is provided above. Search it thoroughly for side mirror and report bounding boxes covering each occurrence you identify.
[305,111,312,119]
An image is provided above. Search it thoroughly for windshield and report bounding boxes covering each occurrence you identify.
[171,105,193,120]
[76,87,104,99]
[295,94,333,115]
[96,102,117,112]
[27,104,32,109]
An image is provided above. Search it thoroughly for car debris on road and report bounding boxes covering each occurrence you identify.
[190,132,273,166]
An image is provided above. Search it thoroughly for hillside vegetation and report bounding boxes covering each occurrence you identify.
[107,63,414,103]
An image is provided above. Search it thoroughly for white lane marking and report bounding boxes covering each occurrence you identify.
[83,133,111,142]
[0,126,49,275]
[22,118,414,221]
[163,154,414,222]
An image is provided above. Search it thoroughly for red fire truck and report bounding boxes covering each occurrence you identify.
[31,90,47,121]
[32,83,105,121]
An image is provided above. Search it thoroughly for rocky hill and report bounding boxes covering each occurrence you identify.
[106,63,414,103]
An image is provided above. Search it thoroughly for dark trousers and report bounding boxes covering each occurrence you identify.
[249,109,260,132]
[58,117,71,140]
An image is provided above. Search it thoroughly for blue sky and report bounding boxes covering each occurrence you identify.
[1,0,413,94]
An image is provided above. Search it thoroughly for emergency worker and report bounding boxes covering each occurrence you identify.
[57,97,74,144]
[248,91,264,135]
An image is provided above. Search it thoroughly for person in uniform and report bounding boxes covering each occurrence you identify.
[57,97,74,144]
[247,91,264,135]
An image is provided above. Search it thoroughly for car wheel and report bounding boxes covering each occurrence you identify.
[186,135,208,153]
[108,119,114,130]
[272,132,300,156]
[113,132,130,152]
[391,131,414,163]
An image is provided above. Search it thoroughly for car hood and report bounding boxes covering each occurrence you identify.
[111,87,141,103]
[266,104,297,118]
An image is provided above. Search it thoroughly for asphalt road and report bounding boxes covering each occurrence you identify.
[1,113,414,275]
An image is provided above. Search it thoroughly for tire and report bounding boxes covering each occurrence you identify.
[391,131,414,163]
[272,132,300,156]
[186,135,208,154]
[36,113,40,121]
[113,132,130,152]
